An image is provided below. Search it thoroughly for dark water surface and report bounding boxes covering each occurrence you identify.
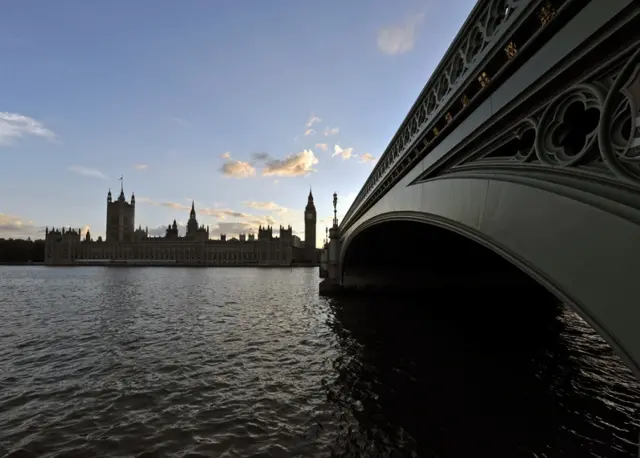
[0,266,638,457]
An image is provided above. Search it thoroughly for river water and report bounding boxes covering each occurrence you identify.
[0,266,637,457]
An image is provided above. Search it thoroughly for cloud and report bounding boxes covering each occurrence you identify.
[80,225,91,237]
[136,194,317,242]
[323,127,339,136]
[221,152,231,159]
[0,213,44,239]
[220,159,257,178]
[315,143,328,151]
[147,222,187,238]
[377,12,426,55]
[161,201,190,210]
[0,112,56,146]
[333,144,354,160]
[306,114,322,128]
[142,203,285,240]
[139,197,255,220]
[68,165,108,180]
[262,149,319,177]
[134,163,149,170]
[252,152,270,161]
[243,201,289,213]
[304,128,315,136]
[359,153,377,163]
[218,150,319,179]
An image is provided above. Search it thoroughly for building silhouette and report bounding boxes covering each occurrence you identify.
[45,184,319,266]
[304,189,316,262]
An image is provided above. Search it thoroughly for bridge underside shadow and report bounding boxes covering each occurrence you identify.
[341,220,555,304]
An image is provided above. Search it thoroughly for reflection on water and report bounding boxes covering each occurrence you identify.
[0,267,637,457]
[321,293,639,457]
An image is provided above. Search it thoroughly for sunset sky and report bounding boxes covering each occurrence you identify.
[0,0,476,245]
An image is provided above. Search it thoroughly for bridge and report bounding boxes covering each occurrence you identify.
[319,0,640,403]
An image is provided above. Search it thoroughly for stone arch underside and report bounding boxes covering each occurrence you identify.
[338,176,640,379]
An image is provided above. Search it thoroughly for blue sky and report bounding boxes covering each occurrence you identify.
[0,0,476,245]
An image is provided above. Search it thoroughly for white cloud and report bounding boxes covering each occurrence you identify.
[323,127,339,136]
[68,166,108,180]
[147,222,187,238]
[306,114,322,128]
[139,197,301,240]
[333,144,354,160]
[359,153,377,163]
[220,158,256,178]
[139,197,255,220]
[304,128,315,136]
[315,143,328,151]
[134,163,149,170]
[0,112,56,146]
[0,213,44,239]
[262,149,319,177]
[221,151,231,159]
[377,12,426,55]
[243,201,289,213]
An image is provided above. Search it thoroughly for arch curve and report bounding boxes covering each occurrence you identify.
[336,171,640,381]
[340,211,566,298]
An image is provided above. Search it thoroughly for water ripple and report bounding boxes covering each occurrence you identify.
[0,266,638,457]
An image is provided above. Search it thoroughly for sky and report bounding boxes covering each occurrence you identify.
[0,0,477,246]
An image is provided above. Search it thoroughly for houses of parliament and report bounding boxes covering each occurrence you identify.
[44,184,319,266]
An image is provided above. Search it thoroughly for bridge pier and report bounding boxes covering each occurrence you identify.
[319,225,342,295]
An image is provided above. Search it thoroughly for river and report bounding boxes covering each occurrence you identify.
[0,266,637,457]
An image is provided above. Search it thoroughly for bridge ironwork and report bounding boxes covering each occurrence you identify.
[339,0,628,233]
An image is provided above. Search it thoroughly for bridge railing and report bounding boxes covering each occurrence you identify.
[340,0,567,232]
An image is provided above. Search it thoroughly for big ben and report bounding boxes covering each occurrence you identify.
[304,189,317,262]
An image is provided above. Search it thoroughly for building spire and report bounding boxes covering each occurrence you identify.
[308,186,313,201]
[118,176,125,200]
[190,200,196,218]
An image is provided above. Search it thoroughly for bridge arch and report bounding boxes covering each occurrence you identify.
[337,175,640,380]
[340,212,551,295]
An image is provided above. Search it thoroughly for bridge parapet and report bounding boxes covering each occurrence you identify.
[341,0,595,232]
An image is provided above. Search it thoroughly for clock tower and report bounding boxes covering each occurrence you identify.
[304,188,317,262]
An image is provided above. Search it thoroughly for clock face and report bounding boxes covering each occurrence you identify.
[306,213,313,221]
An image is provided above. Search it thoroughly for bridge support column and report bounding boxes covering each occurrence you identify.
[319,226,342,295]
[319,245,329,278]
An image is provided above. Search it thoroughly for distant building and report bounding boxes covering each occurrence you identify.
[45,184,318,267]
[304,189,317,263]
